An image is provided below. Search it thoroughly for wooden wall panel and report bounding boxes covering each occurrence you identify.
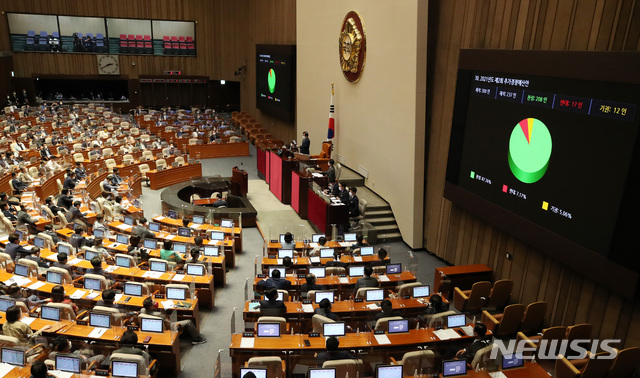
[425,0,640,347]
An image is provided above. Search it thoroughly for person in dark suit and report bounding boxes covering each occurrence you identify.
[339,182,350,206]
[63,171,77,190]
[131,217,155,240]
[258,269,291,290]
[369,248,388,267]
[43,224,62,244]
[301,273,325,298]
[348,187,360,217]
[212,193,227,208]
[300,131,310,154]
[40,145,54,159]
[57,189,73,210]
[323,159,336,182]
[1,202,17,222]
[16,207,38,235]
[315,336,354,365]
[86,257,111,281]
[314,298,339,321]
[46,197,66,215]
[354,265,379,293]
[259,288,286,316]
[5,233,32,261]
[456,323,492,363]
[69,226,90,251]
[10,172,28,195]
[74,162,87,180]
[67,201,88,225]
[372,299,402,324]
[52,252,73,274]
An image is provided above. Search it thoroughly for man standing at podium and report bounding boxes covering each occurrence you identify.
[300,131,310,154]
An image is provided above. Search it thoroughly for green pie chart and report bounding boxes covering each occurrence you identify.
[267,69,276,93]
[508,118,552,184]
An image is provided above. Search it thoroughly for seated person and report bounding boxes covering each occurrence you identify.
[456,323,491,363]
[315,298,339,321]
[127,235,148,262]
[96,289,121,309]
[301,273,324,298]
[370,248,388,267]
[372,299,402,327]
[69,225,90,250]
[186,248,205,266]
[1,201,17,221]
[257,269,291,291]
[259,288,286,316]
[30,361,56,378]
[212,193,227,208]
[282,256,296,276]
[131,217,155,239]
[101,330,156,374]
[351,234,369,250]
[21,246,49,269]
[2,305,51,345]
[53,252,73,274]
[160,240,183,264]
[86,256,110,280]
[92,238,112,261]
[280,232,296,249]
[63,171,77,190]
[139,297,207,345]
[50,285,80,315]
[43,224,62,244]
[16,206,38,235]
[57,189,73,210]
[354,266,378,292]
[5,232,33,261]
[315,336,354,365]
[45,197,66,216]
[50,336,104,368]
[310,236,328,257]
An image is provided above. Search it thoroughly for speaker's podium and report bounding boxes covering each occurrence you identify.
[231,166,248,196]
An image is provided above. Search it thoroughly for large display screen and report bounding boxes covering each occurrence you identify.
[445,50,640,289]
[256,44,296,121]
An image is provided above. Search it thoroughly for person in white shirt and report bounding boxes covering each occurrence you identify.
[45,157,62,173]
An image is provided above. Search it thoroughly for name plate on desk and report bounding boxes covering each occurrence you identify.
[354,298,363,303]
[73,283,83,288]
[127,325,139,331]
[374,330,385,335]
[308,332,320,338]
[155,294,165,299]
[242,332,254,338]
[95,369,109,376]
[302,300,312,304]
[403,295,411,299]
[298,274,306,278]
[77,320,88,326]
[257,274,266,278]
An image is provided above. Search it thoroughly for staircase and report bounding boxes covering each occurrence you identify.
[338,165,403,243]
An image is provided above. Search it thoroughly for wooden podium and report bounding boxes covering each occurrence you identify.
[231,166,248,196]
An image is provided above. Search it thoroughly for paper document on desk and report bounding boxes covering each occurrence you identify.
[308,243,318,248]
[115,294,124,302]
[311,173,323,178]
[88,328,108,338]
[366,303,381,310]
[28,281,46,290]
[165,235,176,240]
[353,256,363,262]
[208,240,222,245]
[190,224,201,229]
[143,271,164,278]
[20,317,37,325]
[309,257,321,264]
[0,363,16,377]
[302,304,314,313]
[86,292,100,300]
[374,334,391,345]
[378,275,390,282]
[69,258,83,265]
[341,242,355,247]
[433,329,461,340]
[240,338,255,348]
[172,274,186,281]
[461,325,474,336]
[105,266,118,273]
[339,277,350,284]
[5,276,32,287]
[162,300,176,309]
[116,224,130,230]
[70,290,87,299]
[489,372,507,378]
[49,370,74,378]
[156,216,165,221]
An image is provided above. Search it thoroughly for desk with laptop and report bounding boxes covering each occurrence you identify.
[265,232,365,255]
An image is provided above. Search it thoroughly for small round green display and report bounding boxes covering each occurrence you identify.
[508,118,552,184]
[268,69,276,94]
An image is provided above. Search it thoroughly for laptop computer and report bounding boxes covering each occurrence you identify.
[442,360,467,376]
[256,323,280,337]
[56,354,82,374]
[387,319,410,334]
[308,266,326,278]
[412,285,431,298]
[140,317,164,333]
[40,306,61,321]
[111,360,138,378]
[502,353,525,370]
[323,322,346,337]
[314,291,335,304]
[309,368,336,378]
[375,365,403,378]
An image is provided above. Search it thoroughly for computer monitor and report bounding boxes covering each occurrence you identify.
[386,263,402,274]
[123,215,134,226]
[166,287,186,301]
[210,231,225,241]
[309,368,336,378]
[192,215,204,224]
[33,236,45,248]
[269,267,286,278]
[240,368,267,378]
[57,243,71,255]
[46,270,63,284]
[116,234,129,245]
[111,361,138,378]
[40,306,61,321]
[0,298,15,312]
[221,219,234,228]
[14,263,29,277]
[442,360,467,377]
[124,283,143,296]
[143,239,157,249]
[41,209,49,219]
[343,233,357,242]
[308,267,326,278]
[84,277,102,291]
[311,234,325,243]
[412,285,431,298]
[365,289,384,302]
[279,234,292,243]
[116,255,131,268]
[502,353,525,370]
[447,314,466,328]
[314,291,334,304]
[204,246,219,256]
[149,222,160,232]
[177,227,191,237]
[15,230,23,242]
[173,242,187,254]
[93,228,104,238]
[1,348,25,366]
[167,210,178,219]
[320,248,334,258]
[359,246,374,256]
[186,264,205,276]
[376,365,403,378]
[84,250,98,261]
[56,355,82,373]
[349,266,365,277]
[387,319,409,334]
[256,323,280,337]
[150,260,168,272]
[278,249,294,259]
[89,312,111,328]
[140,317,164,333]
[323,322,346,337]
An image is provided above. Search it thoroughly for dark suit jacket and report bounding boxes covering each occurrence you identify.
[132,225,155,240]
[11,178,27,192]
[63,176,76,190]
[41,147,53,159]
[349,195,360,217]
[213,199,228,208]
[5,242,32,261]
[57,195,73,210]
[300,137,310,154]
[314,307,339,321]
[339,190,350,206]
[67,206,86,223]
[325,166,336,182]
[316,351,355,365]
[3,209,17,221]
[259,299,286,316]
[259,277,291,290]
[354,276,379,292]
